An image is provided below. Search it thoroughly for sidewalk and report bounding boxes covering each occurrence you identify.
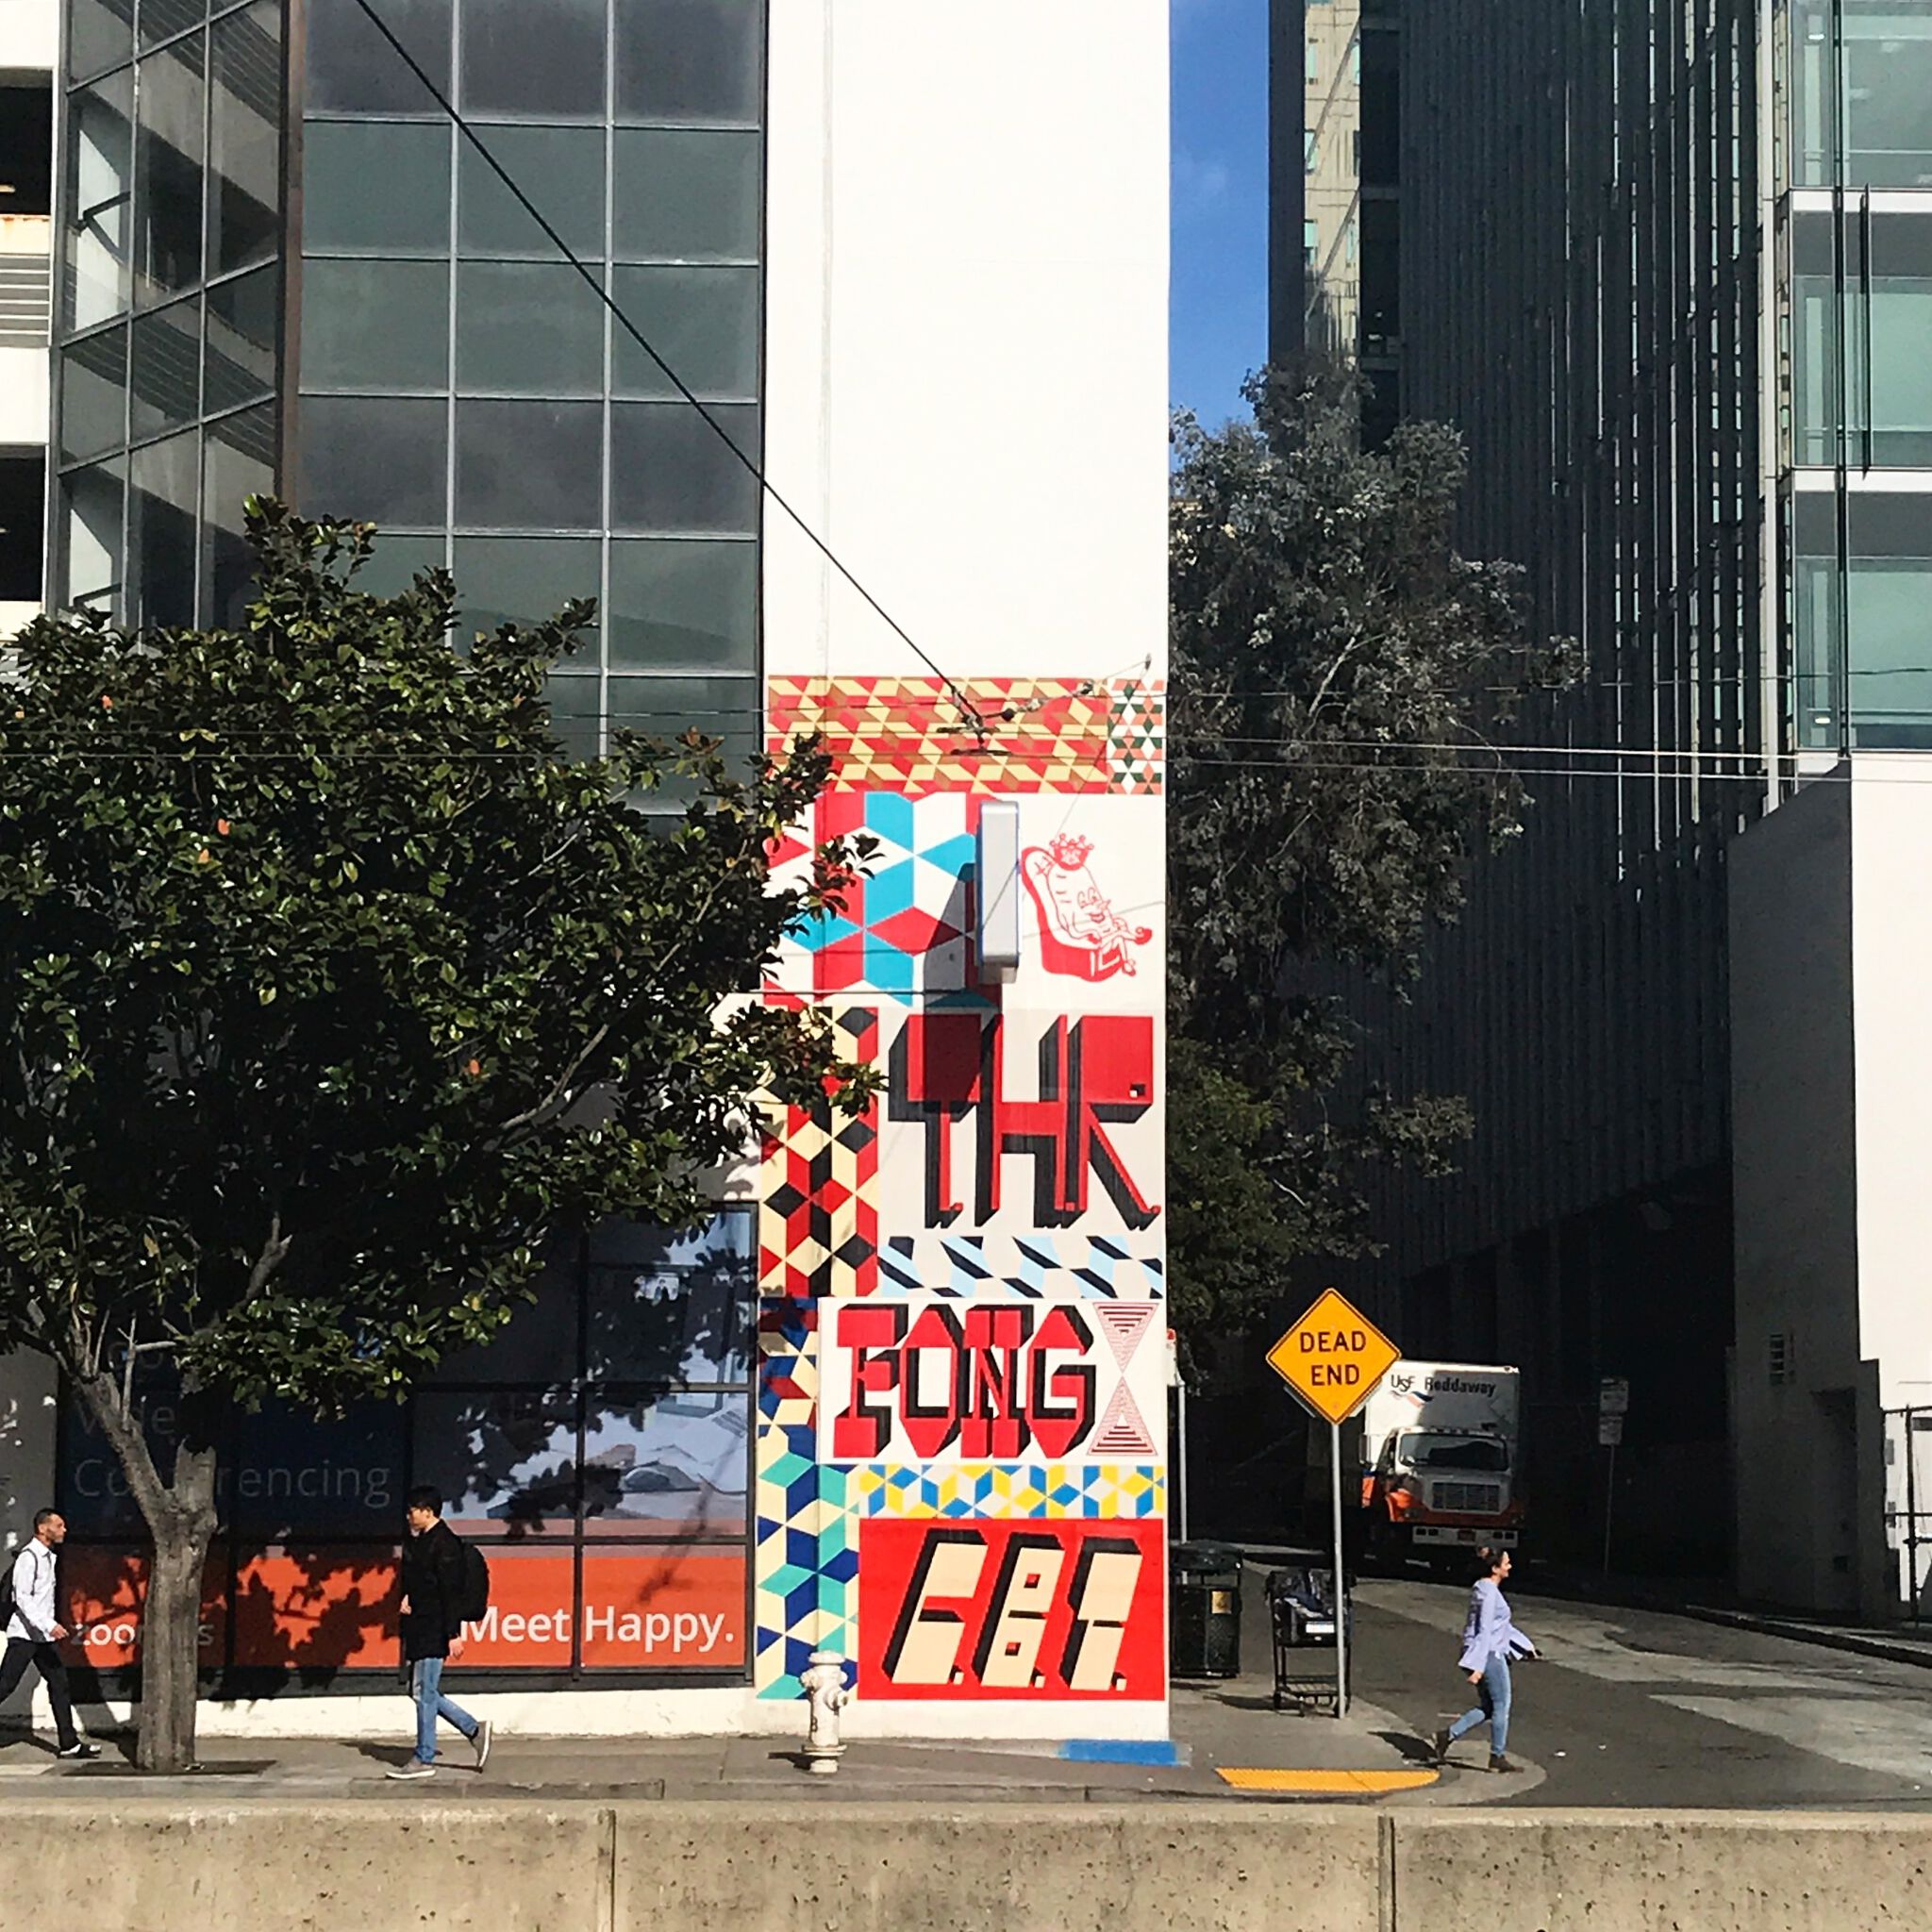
[0,1566,1520,1805]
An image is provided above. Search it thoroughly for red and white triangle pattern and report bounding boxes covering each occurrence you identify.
[1091,1303,1156,1372]
[1090,1380,1156,1457]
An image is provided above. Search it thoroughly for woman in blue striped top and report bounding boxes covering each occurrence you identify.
[1433,1545,1538,1774]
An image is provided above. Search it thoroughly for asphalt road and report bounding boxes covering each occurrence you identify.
[1351,1574,1932,1808]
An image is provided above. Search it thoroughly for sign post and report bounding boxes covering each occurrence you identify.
[1598,1377,1629,1577]
[1265,1288,1401,1721]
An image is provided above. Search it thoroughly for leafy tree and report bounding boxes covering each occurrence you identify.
[0,503,870,1771]
[1167,364,1572,1356]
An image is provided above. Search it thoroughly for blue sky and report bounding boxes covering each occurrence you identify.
[1170,0,1269,428]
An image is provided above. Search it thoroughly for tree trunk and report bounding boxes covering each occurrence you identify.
[68,1366,220,1774]
[132,1443,219,1773]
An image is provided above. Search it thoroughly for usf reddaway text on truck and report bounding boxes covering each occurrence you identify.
[1358,1361,1524,1565]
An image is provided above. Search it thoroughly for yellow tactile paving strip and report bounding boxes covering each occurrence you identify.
[1216,1768,1441,1794]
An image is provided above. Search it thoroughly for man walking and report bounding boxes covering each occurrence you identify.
[387,1485,490,1780]
[2,1509,100,1758]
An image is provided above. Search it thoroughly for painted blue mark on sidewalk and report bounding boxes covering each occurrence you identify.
[1058,1739,1185,1767]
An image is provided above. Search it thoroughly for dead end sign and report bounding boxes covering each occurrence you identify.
[1265,1288,1400,1426]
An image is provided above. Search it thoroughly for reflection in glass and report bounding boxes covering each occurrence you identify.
[428,1241,581,1383]
[68,0,135,79]
[615,0,762,125]
[208,2,283,277]
[411,1390,577,1537]
[1791,0,1932,188]
[65,71,134,330]
[455,399,603,530]
[133,33,207,308]
[609,264,758,399]
[585,1212,754,1382]
[609,403,758,533]
[459,0,606,119]
[129,428,200,628]
[351,532,450,601]
[302,258,449,391]
[204,263,279,414]
[450,535,601,645]
[607,538,755,673]
[580,1394,748,1538]
[458,125,606,258]
[302,121,451,254]
[607,673,758,773]
[297,395,448,525]
[128,297,201,441]
[60,326,129,463]
[456,262,605,396]
[141,0,203,49]
[305,0,451,114]
[61,456,126,613]
[201,404,275,628]
[546,673,604,760]
[611,128,759,262]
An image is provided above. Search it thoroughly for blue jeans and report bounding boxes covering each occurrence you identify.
[1447,1653,1512,1757]
[410,1657,478,1765]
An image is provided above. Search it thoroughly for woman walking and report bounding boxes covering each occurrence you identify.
[1434,1545,1538,1773]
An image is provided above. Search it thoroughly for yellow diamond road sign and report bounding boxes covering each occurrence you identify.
[1266,1288,1400,1426]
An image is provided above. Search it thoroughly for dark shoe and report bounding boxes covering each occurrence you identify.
[1431,1728,1453,1765]
[472,1720,491,1772]
[386,1761,436,1780]
[1489,1754,1522,1774]
[56,1741,100,1760]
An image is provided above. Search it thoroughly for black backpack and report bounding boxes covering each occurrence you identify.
[0,1552,15,1630]
[457,1537,491,1624]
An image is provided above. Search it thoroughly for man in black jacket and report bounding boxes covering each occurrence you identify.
[386,1486,490,1780]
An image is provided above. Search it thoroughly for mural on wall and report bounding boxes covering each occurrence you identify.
[755,675,1167,1719]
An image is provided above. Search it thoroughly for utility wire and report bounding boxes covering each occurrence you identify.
[347,0,991,741]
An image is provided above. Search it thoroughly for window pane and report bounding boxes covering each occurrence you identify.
[232,1401,406,1538]
[129,427,199,628]
[580,1393,748,1539]
[201,402,275,627]
[607,537,753,672]
[609,401,757,533]
[69,0,136,78]
[298,394,447,525]
[302,120,450,253]
[546,672,604,758]
[142,0,204,48]
[64,71,135,330]
[455,398,602,529]
[458,125,606,259]
[615,0,762,125]
[428,1239,580,1381]
[607,673,757,765]
[584,1212,754,1382]
[459,0,607,119]
[60,326,129,463]
[610,263,757,399]
[353,530,448,599]
[306,0,451,114]
[204,261,278,413]
[207,1,282,277]
[61,455,125,612]
[133,33,207,308]
[128,295,200,441]
[452,535,601,645]
[303,258,448,390]
[412,1390,577,1537]
[612,128,758,261]
[455,261,604,396]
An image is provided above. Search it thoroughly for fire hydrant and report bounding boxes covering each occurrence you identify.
[799,1650,850,1775]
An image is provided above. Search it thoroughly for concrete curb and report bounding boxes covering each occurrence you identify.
[1673,1602,1932,1671]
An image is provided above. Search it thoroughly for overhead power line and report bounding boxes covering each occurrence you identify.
[346,0,991,740]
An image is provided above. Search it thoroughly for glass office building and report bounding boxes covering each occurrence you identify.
[52,0,762,767]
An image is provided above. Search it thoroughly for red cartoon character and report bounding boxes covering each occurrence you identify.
[1018,834,1153,983]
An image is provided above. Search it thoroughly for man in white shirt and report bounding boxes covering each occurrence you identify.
[3,1509,99,1758]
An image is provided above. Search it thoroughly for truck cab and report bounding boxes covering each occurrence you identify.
[1359,1362,1524,1568]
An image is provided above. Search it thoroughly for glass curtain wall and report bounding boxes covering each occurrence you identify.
[1784,0,1932,750]
[294,0,765,772]
[55,0,283,629]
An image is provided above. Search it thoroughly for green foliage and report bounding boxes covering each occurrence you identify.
[1167,364,1574,1351]
[0,502,870,1415]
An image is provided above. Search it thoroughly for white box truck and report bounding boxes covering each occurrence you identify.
[1358,1361,1523,1567]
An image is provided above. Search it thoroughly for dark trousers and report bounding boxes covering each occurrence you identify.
[0,1636,79,1750]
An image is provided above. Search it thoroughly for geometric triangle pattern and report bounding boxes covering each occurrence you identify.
[1089,1380,1157,1457]
[878,1233,1164,1301]
[851,1462,1166,1522]
[1106,678,1166,795]
[1091,1303,1158,1372]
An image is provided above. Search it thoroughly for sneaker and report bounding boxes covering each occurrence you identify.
[385,1761,436,1780]
[56,1741,101,1760]
[471,1720,491,1773]
[1489,1754,1522,1774]
[1431,1728,1452,1765]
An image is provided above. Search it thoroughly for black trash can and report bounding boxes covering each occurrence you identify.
[1169,1540,1243,1678]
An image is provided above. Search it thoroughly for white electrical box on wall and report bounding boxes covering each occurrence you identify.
[975,799,1022,977]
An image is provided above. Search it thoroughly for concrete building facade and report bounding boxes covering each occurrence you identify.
[1274,0,1932,1613]
[5,0,1169,1740]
